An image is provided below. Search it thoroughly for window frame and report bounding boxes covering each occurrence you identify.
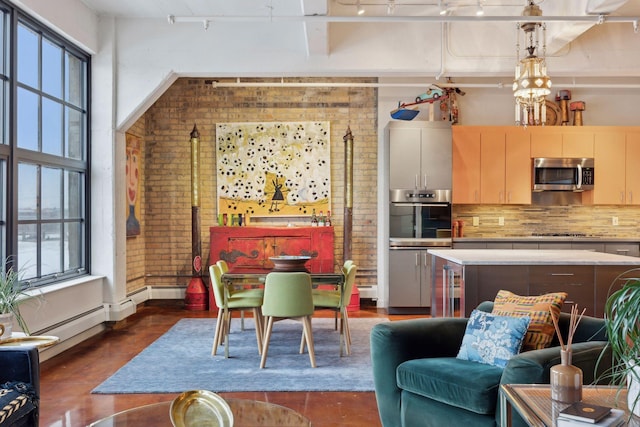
[0,3,91,287]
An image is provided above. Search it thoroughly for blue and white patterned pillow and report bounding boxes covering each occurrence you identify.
[456,309,531,368]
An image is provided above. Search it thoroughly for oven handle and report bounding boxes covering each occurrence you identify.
[389,246,448,250]
[390,203,451,207]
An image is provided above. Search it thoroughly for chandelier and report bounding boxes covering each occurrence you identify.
[513,1,551,126]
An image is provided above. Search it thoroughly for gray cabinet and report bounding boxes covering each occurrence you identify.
[454,240,640,258]
[604,243,640,257]
[529,265,595,315]
[439,261,635,317]
[388,122,452,190]
[389,249,431,312]
[463,265,529,315]
[595,265,640,317]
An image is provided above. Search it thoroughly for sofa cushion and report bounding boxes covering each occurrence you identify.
[457,309,530,368]
[396,357,504,415]
[0,382,36,426]
[492,290,567,351]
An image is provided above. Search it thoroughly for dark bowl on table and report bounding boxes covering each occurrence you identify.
[269,256,312,272]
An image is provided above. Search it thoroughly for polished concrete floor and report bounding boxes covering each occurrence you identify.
[39,300,419,427]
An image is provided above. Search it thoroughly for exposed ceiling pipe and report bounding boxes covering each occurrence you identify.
[205,79,640,89]
[168,14,640,24]
[435,21,446,80]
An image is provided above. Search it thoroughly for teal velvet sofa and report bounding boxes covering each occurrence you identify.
[370,301,611,427]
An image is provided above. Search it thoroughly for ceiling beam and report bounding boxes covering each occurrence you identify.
[301,0,328,56]
[168,14,640,24]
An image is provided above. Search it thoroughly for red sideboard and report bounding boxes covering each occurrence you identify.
[209,226,335,273]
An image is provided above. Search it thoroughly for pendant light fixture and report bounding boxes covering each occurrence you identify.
[513,0,552,126]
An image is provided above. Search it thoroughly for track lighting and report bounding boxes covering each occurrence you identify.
[356,0,365,15]
[439,0,447,16]
[387,0,396,15]
[476,1,484,16]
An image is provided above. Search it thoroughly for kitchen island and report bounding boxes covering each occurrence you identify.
[427,249,640,318]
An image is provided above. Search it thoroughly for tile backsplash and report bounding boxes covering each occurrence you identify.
[453,204,640,238]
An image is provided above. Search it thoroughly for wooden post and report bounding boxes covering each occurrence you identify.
[185,124,207,310]
[343,126,354,262]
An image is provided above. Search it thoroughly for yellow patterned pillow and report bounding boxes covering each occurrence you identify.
[491,290,568,351]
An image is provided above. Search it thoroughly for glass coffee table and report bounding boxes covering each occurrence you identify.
[499,384,635,427]
[88,398,311,426]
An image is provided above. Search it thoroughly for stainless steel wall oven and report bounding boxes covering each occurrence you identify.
[388,189,452,314]
[389,189,452,244]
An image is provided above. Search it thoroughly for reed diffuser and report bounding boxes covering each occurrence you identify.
[550,305,586,403]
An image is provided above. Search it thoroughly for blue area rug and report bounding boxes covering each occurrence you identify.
[92,317,388,394]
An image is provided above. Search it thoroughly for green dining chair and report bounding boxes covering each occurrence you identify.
[313,260,354,330]
[209,264,264,358]
[260,272,316,369]
[217,260,263,331]
[310,264,357,356]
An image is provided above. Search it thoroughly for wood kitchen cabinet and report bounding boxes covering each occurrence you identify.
[480,130,505,204]
[463,264,594,317]
[209,226,334,272]
[593,130,640,205]
[430,249,640,318]
[625,132,640,205]
[528,265,594,314]
[463,265,529,314]
[388,121,452,190]
[452,127,481,203]
[505,130,532,204]
[594,131,626,204]
[453,127,530,204]
[530,127,594,158]
[595,265,639,317]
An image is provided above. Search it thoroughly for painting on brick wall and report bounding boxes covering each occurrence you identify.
[126,133,141,236]
[216,121,331,219]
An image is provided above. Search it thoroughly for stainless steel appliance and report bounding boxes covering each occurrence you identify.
[532,158,594,192]
[388,189,452,314]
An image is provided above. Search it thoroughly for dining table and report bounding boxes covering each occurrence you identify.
[220,267,346,329]
[221,268,345,292]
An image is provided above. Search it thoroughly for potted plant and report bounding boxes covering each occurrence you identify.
[600,269,640,417]
[0,256,33,339]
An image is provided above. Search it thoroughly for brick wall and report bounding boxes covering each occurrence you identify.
[125,117,146,294]
[126,78,379,292]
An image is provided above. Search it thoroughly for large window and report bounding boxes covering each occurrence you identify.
[0,3,90,286]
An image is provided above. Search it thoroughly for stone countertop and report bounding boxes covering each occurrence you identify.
[426,249,640,265]
[453,237,640,243]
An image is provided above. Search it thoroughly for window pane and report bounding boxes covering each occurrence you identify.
[42,222,60,242]
[0,82,6,145]
[65,107,83,159]
[0,11,6,75]
[17,23,38,88]
[42,38,62,98]
[65,52,84,107]
[41,167,61,219]
[64,170,83,218]
[41,222,61,276]
[65,222,83,271]
[42,98,62,155]
[18,163,37,220]
[17,87,39,150]
[17,223,37,279]
[0,160,5,262]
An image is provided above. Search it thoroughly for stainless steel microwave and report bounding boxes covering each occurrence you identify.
[532,158,594,192]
